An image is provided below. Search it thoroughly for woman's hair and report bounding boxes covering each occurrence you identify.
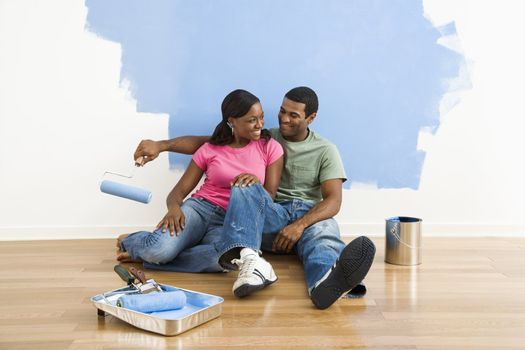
[209,89,271,145]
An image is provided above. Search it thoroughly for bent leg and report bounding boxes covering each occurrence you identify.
[120,199,207,264]
[295,218,345,293]
[218,185,290,297]
[143,225,225,273]
[218,184,290,259]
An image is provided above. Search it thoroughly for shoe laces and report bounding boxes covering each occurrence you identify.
[232,255,257,278]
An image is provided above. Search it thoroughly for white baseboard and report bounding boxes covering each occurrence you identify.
[1,223,524,241]
[0,225,154,241]
[338,223,525,237]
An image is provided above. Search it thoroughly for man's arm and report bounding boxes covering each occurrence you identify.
[134,136,210,166]
[272,178,343,253]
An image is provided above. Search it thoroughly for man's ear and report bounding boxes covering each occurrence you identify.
[306,112,317,125]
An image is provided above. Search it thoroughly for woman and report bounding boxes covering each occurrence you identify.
[117,89,284,274]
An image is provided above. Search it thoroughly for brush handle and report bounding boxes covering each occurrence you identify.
[129,267,147,284]
[114,265,135,285]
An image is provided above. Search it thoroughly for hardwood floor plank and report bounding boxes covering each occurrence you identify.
[1,237,524,349]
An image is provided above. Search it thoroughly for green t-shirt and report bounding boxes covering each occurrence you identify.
[269,128,347,203]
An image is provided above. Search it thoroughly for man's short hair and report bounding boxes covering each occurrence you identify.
[285,86,319,117]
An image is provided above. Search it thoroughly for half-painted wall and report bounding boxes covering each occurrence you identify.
[85,0,466,190]
[1,0,524,239]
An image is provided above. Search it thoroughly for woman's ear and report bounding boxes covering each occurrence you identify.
[227,118,234,128]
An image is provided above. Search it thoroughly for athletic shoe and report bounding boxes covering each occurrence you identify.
[310,236,376,309]
[231,248,278,297]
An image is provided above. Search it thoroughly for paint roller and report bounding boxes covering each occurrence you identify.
[117,290,187,313]
[99,157,152,204]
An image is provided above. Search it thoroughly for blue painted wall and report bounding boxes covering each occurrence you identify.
[85,0,465,189]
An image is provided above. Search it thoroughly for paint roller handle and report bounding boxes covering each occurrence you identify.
[134,136,211,166]
[134,139,163,166]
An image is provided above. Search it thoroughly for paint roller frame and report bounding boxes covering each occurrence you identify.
[99,157,153,204]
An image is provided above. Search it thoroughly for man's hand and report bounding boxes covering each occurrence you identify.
[134,140,161,166]
[231,173,260,187]
[156,206,185,236]
[272,222,305,253]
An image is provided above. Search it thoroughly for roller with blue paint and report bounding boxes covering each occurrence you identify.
[117,290,187,313]
[100,158,152,204]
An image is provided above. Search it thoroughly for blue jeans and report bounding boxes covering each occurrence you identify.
[218,184,345,293]
[120,197,225,273]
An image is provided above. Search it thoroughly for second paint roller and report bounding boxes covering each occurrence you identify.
[100,157,152,204]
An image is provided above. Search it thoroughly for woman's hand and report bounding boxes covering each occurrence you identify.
[231,173,261,187]
[156,206,185,236]
[134,139,161,166]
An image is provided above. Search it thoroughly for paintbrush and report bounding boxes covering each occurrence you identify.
[129,266,163,293]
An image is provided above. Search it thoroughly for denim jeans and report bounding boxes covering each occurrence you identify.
[218,184,345,293]
[120,197,225,273]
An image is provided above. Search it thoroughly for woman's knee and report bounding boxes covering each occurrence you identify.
[139,231,182,264]
[141,200,204,264]
[230,183,265,200]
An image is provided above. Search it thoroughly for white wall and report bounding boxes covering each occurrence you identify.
[0,0,173,240]
[1,0,524,240]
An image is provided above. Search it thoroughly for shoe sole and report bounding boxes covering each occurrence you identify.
[233,277,278,298]
[311,236,376,310]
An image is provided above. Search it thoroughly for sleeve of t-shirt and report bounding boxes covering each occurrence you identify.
[319,144,347,183]
[265,138,284,166]
[191,143,210,171]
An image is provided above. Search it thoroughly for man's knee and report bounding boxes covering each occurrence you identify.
[305,218,340,238]
[297,219,344,261]
[298,218,343,250]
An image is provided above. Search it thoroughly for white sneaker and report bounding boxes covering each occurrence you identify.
[231,248,278,297]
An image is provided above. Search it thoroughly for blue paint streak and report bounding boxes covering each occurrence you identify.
[85,0,466,189]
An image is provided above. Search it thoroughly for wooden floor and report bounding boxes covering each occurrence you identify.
[1,237,525,349]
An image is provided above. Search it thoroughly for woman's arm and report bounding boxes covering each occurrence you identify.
[262,156,283,200]
[157,161,204,235]
[166,161,204,209]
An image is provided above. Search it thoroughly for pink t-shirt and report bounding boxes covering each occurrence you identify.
[191,138,283,210]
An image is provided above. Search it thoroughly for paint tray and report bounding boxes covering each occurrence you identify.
[91,284,224,336]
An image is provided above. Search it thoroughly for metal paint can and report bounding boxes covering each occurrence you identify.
[385,217,422,266]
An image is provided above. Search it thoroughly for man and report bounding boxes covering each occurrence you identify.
[134,87,375,309]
